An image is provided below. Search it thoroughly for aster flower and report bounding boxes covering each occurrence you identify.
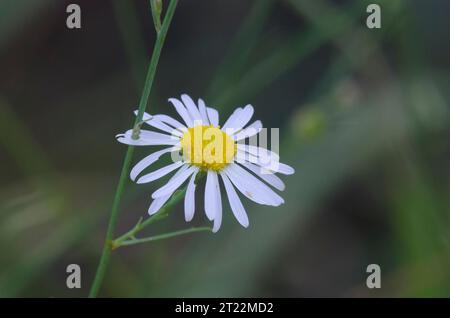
[116,94,295,232]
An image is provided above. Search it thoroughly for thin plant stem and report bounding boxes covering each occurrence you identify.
[110,171,205,248]
[89,0,179,298]
[88,146,134,298]
[112,187,187,246]
[113,227,212,249]
[150,0,163,34]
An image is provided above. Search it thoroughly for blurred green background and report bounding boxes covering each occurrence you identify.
[1,0,449,297]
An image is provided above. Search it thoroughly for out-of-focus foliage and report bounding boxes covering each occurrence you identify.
[0,0,449,297]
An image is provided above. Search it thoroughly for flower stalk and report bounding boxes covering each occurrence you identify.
[89,0,179,298]
[112,227,212,250]
[111,187,187,248]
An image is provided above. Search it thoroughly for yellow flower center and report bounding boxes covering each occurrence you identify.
[180,125,236,171]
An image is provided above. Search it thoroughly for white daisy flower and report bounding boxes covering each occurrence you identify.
[116,94,295,232]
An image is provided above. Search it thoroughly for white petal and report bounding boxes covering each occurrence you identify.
[243,155,294,175]
[205,171,223,232]
[207,107,219,127]
[223,166,264,204]
[145,119,183,137]
[221,108,242,130]
[204,170,217,221]
[205,170,222,233]
[133,111,183,137]
[147,165,190,215]
[197,98,210,125]
[272,162,295,175]
[181,94,202,123]
[152,165,198,198]
[233,120,263,141]
[222,105,254,134]
[235,149,260,165]
[169,98,194,127]
[235,148,294,175]
[117,129,180,146]
[237,144,278,160]
[133,110,152,122]
[235,149,274,168]
[148,194,171,215]
[184,171,198,222]
[231,104,254,132]
[212,188,222,233]
[224,164,284,206]
[130,146,178,181]
[220,172,249,227]
[240,162,285,191]
[137,161,184,184]
[152,114,187,132]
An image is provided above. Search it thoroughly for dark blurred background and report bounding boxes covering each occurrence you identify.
[0,0,449,297]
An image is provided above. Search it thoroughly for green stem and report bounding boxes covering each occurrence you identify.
[150,0,163,34]
[111,171,206,248]
[89,0,179,298]
[112,187,187,244]
[113,227,212,249]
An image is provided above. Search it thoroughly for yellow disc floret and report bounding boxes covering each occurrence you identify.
[180,125,236,171]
